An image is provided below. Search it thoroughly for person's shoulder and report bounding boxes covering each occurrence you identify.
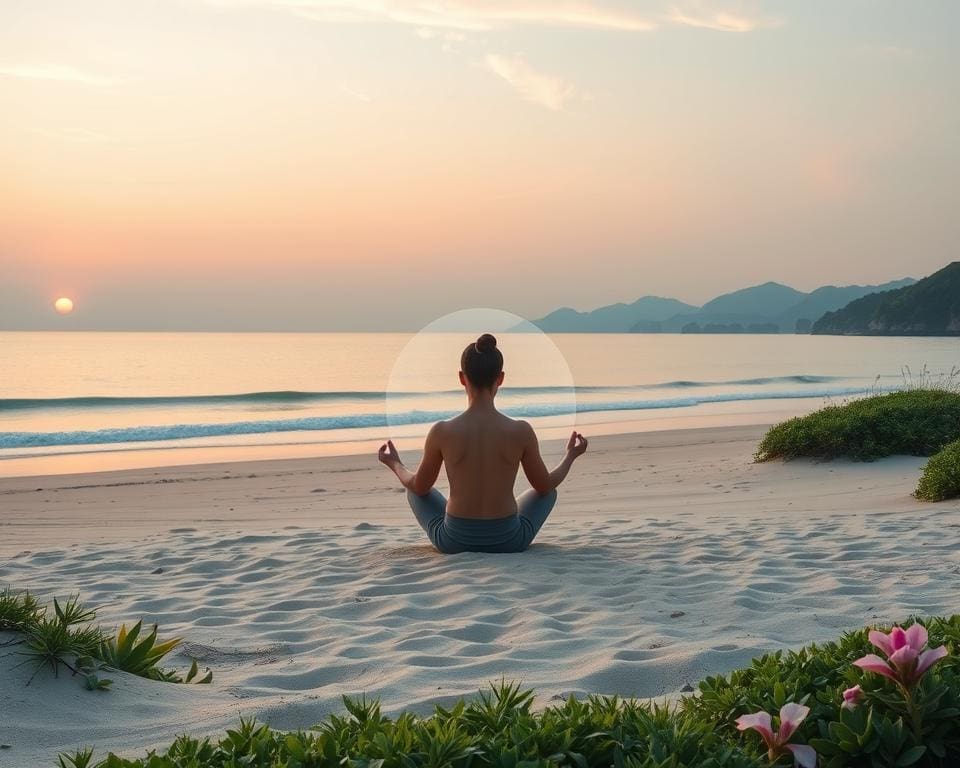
[425,419,449,447]
[509,418,537,439]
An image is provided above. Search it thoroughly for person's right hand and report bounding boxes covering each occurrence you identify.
[566,431,588,458]
[378,439,401,468]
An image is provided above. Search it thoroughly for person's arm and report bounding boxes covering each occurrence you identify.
[377,423,444,495]
[520,424,588,495]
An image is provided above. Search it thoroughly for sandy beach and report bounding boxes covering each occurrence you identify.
[2,424,958,765]
[6,0,957,761]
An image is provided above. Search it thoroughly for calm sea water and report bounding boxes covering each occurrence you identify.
[1,332,957,475]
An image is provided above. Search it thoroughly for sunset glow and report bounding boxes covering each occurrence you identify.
[1,2,957,331]
[54,297,74,315]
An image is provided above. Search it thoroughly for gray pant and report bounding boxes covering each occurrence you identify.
[406,487,558,554]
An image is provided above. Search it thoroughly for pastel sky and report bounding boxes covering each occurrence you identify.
[2,0,958,330]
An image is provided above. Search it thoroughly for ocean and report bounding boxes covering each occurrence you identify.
[1,332,957,475]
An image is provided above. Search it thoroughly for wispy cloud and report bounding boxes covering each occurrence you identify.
[208,0,656,32]
[338,83,372,102]
[0,64,122,86]
[415,27,471,53]
[666,3,780,32]
[484,54,580,111]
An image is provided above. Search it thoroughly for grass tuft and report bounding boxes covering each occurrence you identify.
[0,588,44,632]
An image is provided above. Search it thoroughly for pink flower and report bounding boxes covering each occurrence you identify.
[736,703,816,768]
[841,685,863,710]
[853,623,949,690]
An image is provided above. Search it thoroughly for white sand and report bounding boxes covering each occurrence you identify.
[2,425,959,766]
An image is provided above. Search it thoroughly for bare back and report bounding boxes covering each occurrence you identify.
[437,409,530,520]
[377,336,587,523]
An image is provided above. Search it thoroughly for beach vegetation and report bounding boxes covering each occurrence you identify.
[97,620,185,682]
[0,589,211,687]
[10,594,104,684]
[21,614,101,683]
[55,618,960,768]
[915,440,960,501]
[58,748,95,768]
[79,660,114,692]
[736,703,815,767]
[755,389,960,461]
[0,587,43,632]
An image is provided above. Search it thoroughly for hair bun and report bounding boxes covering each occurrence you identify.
[475,333,497,353]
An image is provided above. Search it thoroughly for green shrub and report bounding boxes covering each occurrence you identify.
[755,390,960,461]
[55,619,960,768]
[916,440,960,501]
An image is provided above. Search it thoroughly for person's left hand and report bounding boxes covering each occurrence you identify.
[566,431,588,459]
[378,439,401,468]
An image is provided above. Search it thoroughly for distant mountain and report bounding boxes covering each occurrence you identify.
[813,263,960,336]
[528,277,917,333]
[656,282,806,332]
[660,279,916,333]
[700,282,806,317]
[528,296,696,333]
[776,279,915,329]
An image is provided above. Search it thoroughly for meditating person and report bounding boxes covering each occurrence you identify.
[377,333,588,553]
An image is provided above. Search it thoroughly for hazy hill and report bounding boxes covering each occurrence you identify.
[776,279,916,328]
[529,277,916,333]
[657,279,916,333]
[657,282,802,331]
[529,296,696,333]
[699,282,805,317]
[813,263,960,336]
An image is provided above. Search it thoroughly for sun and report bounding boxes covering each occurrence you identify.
[54,297,74,315]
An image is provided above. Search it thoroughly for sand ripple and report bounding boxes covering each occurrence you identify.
[4,510,960,732]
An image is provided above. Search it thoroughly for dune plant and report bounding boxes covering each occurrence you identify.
[676,617,959,767]
[841,686,863,710]
[60,685,761,768]
[97,620,184,681]
[18,595,103,684]
[849,624,950,748]
[900,365,960,394]
[54,620,960,768]
[915,439,960,501]
[52,593,97,628]
[58,749,95,768]
[0,587,44,633]
[94,619,211,684]
[736,703,815,767]
[2,589,211,688]
[755,389,960,462]
[853,625,948,693]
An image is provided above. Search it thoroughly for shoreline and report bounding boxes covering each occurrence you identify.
[0,397,831,479]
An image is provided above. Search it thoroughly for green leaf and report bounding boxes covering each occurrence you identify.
[773,682,786,707]
[808,738,841,756]
[894,745,926,766]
